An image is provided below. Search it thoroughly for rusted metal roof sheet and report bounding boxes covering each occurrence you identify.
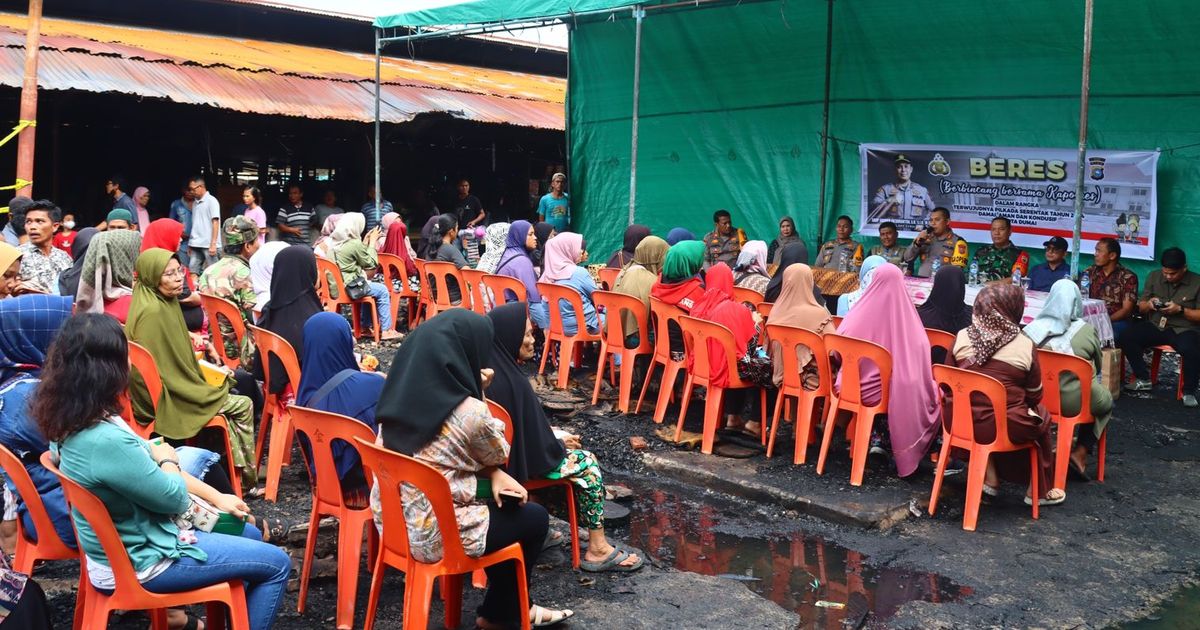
[0,12,565,129]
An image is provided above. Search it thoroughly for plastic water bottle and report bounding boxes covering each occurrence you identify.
[1080,273,1091,295]
[1012,266,1022,287]
[969,260,979,287]
[838,250,849,273]
[931,257,941,276]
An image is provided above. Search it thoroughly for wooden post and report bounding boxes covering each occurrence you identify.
[14,0,43,198]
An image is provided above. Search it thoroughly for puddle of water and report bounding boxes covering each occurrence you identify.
[618,485,973,628]
[1122,585,1200,629]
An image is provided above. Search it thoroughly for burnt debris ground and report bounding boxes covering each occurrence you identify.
[37,346,1200,628]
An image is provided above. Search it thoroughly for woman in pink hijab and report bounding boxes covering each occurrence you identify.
[376,212,402,252]
[132,186,151,234]
[835,263,940,477]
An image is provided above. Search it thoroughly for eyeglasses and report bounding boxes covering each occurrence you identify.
[162,268,186,278]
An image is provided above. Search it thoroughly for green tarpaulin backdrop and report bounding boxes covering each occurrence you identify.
[568,0,1200,277]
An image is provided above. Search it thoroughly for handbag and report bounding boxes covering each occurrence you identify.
[173,495,246,535]
[344,276,370,301]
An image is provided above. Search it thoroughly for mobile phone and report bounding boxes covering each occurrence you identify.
[498,489,524,506]
[1152,299,1165,310]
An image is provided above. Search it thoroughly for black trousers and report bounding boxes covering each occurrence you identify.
[1117,321,1200,392]
[477,501,549,625]
[231,368,265,422]
[0,578,52,629]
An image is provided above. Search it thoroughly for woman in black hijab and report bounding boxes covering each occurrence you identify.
[376,309,574,628]
[253,245,323,393]
[764,241,824,306]
[918,265,973,363]
[530,222,556,272]
[484,303,642,573]
[56,227,98,297]
[605,224,651,268]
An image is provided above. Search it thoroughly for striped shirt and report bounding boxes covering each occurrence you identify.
[274,203,316,246]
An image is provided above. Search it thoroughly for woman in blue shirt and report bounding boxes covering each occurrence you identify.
[538,233,601,336]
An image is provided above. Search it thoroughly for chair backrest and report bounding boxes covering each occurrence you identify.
[592,290,652,353]
[289,406,377,508]
[198,293,247,369]
[41,451,148,597]
[425,261,465,309]
[354,438,476,572]
[537,282,597,339]
[0,444,74,555]
[679,315,748,388]
[480,274,527,306]
[124,341,161,439]
[1036,348,1093,422]
[731,287,764,308]
[831,315,844,330]
[315,256,346,309]
[597,267,620,291]
[378,253,418,298]
[459,268,489,314]
[756,302,774,320]
[931,364,1010,447]
[823,333,891,408]
[484,399,514,445]
[648,296,686,363]
[765,323,831,395]
[926,328,957,365]
[247,325,302,396]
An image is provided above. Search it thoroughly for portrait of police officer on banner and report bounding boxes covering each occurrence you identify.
[871,154,937,226]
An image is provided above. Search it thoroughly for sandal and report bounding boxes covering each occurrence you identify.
[531,605,575,628]
[542,528,565,551]
[981,483,999,497]
[580,546,644,573]
[243,487,266,501]
[1024,488,1066,506]
[258,517,295,544]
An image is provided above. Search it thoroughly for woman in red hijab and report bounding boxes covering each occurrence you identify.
[141,218,204,331]
[690,262,769,436]
[380,221,417,279]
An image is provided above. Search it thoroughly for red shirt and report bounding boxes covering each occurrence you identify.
[53,230,77,258]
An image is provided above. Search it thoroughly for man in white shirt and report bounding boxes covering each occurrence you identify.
[186,175,222,276]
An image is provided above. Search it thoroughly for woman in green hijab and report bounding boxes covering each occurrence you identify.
[126,248,259,492]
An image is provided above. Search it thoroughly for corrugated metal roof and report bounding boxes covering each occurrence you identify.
[0,12,565,129]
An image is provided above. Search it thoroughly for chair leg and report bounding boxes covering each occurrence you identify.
[674,376,695,442]
[334,514,368,630]
[654,363,683,424]
[962,452,989,532]
[205,600,228,630]
[1097,429,1107,483]
[1029,448,1040,521]
[442,573,464,630]
[794,394,816,465]
[848,410,872,487]
[767,391,786,459]
[254,397,276,468]
[700,386,724,455]
[265,410,293,502]
[758,389,769,447]
[362,550,387,630]
[634,360,659,415]
[815,401,840,476]
[555,341,574,389]
[616,352,637,413]
[513,556,532,630]
[538,337,552,375]
[928,435,952,517]
[1053,419,1075,492]
[591,344,608,405]
[297,504,321,614]
[563,482,581,569]
[404,573,436,630]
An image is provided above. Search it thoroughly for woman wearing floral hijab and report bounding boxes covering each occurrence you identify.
[732,240,771,294]
[75,229,142,323]
[950,283,1063,506]
[475,222,512,274]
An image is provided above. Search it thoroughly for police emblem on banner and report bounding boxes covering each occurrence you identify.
[928,153,951,176]
[1089,156,1106,181]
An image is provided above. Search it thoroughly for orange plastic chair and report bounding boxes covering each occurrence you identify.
[536,282,603,389]
[1149,345,1186,400]
[413,258,434,321]
[248,325,303,503]
[764,324,832,464]
[290,407,380,630]
[126,341,240,496]
[0,444,77,574]
[634,297,687,423]
[460,267,490,314]
[927,364,1040,531]
[831,315,844,330]
[731,286,764,308]
[354,439,532,630]
[316,256,381,343]
[755,302,774,346]
[1038,349,1106,491]
[597,267,620,291]
[41,452,251,630]
[591,291,654,413]
[674,315,767,455]
[926,328,957,365]
[198,293,248,370]
[481,273,528,307]
[486,400,581,569]
[379,252,421,330]
[815,333,891,486]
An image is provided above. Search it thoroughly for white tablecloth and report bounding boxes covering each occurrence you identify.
[902,277,1115,346]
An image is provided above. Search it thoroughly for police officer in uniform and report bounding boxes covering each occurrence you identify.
[903,207,969,278]
[815,215,864,272]
[871,154,936,224]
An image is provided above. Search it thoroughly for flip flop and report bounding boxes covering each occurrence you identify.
[542,528,565,551]
[1024,490,1067,506]
[580,547,644,573]
[981,483,999,497]
[531,605,575,628]
[1067,460,1091,482]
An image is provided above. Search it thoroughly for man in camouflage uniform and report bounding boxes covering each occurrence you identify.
[972,216,1030,282]
[869,221,908,272]
[199,216,261,362]
[903,207,969,277]
[814,215,864,272]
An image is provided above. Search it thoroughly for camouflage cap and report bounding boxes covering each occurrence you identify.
[223,216,259,247]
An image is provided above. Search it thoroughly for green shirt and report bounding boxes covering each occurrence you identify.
[54,419,203,573]
[334,239,379,286]
[1141,269,1200,333]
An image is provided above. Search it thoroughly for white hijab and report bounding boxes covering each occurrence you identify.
[249,241,289,312]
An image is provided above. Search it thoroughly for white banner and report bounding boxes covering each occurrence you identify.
[859,143,1160,260]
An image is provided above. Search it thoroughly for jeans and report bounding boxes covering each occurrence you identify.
[357,281,393,332]
[478,501,548,625]
[188,247,217,275]
[1118,321,1200,392]
[142,530,290,630]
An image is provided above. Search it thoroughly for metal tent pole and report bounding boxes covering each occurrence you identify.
[1070,0,1094,278]
[374,27,382,226]
[627,5,645,226]
[15,0,43,197]
[815,0,834,246]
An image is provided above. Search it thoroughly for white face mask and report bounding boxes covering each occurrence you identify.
[63,221,76,230]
